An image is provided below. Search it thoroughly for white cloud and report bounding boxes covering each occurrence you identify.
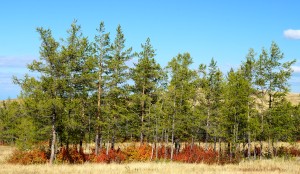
[0,56,36,68]
[292,66,300,73]
[283,29,300,40]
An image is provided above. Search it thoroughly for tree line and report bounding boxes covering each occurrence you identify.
[1,21,299,164]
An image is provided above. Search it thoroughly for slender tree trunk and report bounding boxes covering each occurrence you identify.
[106,139,109,155]
[205,108,210,150]
[247,101,251,159]
[260,141,263,160]
[268,136,272,158]
[170,96,176,160]
[140,85,145,144]
[50,120,56,164]
[164,130,168,160]
[218,138,221,163]
[171,122,174,160]
[95,72,102,155]
[50,108,56,165]
[155,111,158,160]
[213,136,217,152]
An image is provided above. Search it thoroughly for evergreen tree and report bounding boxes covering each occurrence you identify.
[166,53,197,159]
[223,69,251,155]
[130,38,163,144]
[15,27,61,164]
[254,42,296,155]
[94,21,111,154]
[104,25,133,149]
[200,58,224,150]
[240,48,258,158]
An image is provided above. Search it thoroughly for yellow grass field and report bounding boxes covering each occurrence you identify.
[1,146,300,174]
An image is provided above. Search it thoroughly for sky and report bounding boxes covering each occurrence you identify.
[1,0,300,100]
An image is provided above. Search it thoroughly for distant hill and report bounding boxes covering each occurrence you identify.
[1,93,299,107]
[286,93,300,105]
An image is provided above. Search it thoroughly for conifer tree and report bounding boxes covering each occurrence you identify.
[130,38,163,144]
[94,21,110,154]
[167,53,197,159]
[15,27,61,164]
[254,42,296,156]
[104,25,133,149]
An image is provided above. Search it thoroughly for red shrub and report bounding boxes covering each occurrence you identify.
[156,145,172,159]
[56,146,86,164]
[7,149,48,165]
[173,144,218,164]
[90,148,126,163]
[289,147,300,157]
[124,144,152,162]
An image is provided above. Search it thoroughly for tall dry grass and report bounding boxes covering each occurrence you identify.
[0,160,299,174]
[1,145,300,174]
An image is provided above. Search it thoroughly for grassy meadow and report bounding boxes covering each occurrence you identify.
[1,145,300,174]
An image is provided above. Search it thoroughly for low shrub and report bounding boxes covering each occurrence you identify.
[124,144,152,162]
[173,145,218,164]
[90,148,126,163]
[56,146,86,164]
[7,149,48,165]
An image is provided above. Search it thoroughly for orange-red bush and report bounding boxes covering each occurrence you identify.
[56,146,86,164]
[124,144,152,162]
[90,148,126,163]
[173,145,218,164]
[288,147,300,157]
[7,149,48,165]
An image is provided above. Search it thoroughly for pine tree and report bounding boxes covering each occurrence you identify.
[104,25,133,149]
[200,58,224,150]
[15,27,61,164]
[254,42,296,156]
[166,53,197,159]
[130,38,163,144]
[59,21,94,150]
[94,21,111,155]
[240,48,257,158]
[223,69,252,155]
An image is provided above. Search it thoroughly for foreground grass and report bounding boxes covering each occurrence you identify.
[0,160,299,174]
[1,146,299,174]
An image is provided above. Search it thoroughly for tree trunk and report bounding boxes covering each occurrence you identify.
[218,138,221,163]
[49,108,56,165]
[140,85,146,144]
[205,108,210,150]
[106,140,109,155]
[50,122,56,164]
[247,102,251,159]
[164,130,168,160]
[213,136,217,152]
[95,72,102,155]
[171,123,174,160]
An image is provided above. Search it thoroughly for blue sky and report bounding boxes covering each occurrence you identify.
[1,0,300,99]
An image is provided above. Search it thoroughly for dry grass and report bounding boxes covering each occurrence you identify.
[1,145,300,174]
[0,160,299,174]
[0,146,15,163]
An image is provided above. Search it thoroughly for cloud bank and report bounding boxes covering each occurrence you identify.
[0,56,36,68]
[292,65,300,73]
[283,29,300,40]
